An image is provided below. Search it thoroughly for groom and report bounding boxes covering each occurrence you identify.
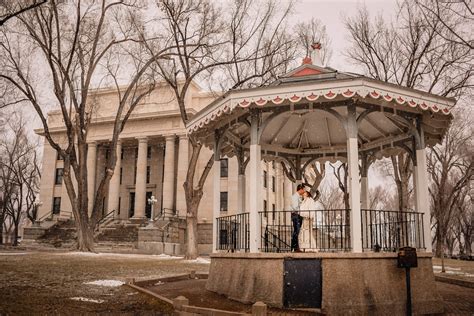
[290,184,306,252]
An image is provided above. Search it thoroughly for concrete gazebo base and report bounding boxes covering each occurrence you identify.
[206,252,443,315]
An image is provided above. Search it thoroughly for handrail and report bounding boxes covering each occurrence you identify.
[37,211,54,222]
[154,208,182,221]
[95,210,115,231]
[264,227,291,252]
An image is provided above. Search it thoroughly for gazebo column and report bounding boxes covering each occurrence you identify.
[347,105,362,252]
[249,112,262,252]
[414,129,432,253]
[212,132,222,253]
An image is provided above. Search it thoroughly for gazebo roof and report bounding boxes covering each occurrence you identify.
[186,65,455,163]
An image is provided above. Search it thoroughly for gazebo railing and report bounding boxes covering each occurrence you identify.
[361,209,425,252]
[216,213,250,252]
[260,210,351,252]
[215,209,425,253]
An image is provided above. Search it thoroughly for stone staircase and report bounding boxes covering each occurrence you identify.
[95,224,139,243]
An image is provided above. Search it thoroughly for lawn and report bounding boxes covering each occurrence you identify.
[0,251,209,315]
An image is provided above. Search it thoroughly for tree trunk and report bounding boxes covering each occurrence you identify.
[0,213,3,245]
[76,219,95,252]
[12,225,19,247]
[435,228,443,257]
[185,213,199,259]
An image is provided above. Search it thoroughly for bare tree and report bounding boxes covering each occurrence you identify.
[0,0,46,26]
[330,162,349,210]
[428,110,473,266]
[369,185,397,210]
[415,0,473,50]
[0,1,164,251]
[318,180,345,210]
[454,184,473,256]
[150,0,300,259]
[0,111,41,245]
[294,18,332,65]
[344,2,473,219]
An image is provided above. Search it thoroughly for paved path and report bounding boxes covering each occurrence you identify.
[437,281,474,315]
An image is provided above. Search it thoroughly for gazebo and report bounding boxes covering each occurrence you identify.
[186,54,453,313]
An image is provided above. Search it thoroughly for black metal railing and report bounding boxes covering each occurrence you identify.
[215,209,425,253]
[260,209,351,252]
[216,213,249,252]
[361,209,425,252]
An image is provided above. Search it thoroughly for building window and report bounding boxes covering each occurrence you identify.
[135,147,138,159]
[119,167,123,184]
[118,197,121,215]
[134,166,137,184]
[105,149,110,160]
[56,151,63,161]
[52,197,61,214]
[272,203,276,220]
[121,148,124,160]
[220,192,228,212]
[263,200,268,217]
[263,171,268,188]
[147,146,151,159]
[272,176,276,192]
[220,158,228,178]
[146,166,151,184]
[55,168,64,185]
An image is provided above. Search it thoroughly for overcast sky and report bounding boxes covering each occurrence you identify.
[294,0,398,71]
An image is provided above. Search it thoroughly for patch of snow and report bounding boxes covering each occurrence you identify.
[65,252,183,260]
[0,252,28,256]
[187,257,210,264]
[84,280,124,287]
[154,281,165,286]
[433,265,461,271]
[152,254,183,260]
[127,292,138,296]
[70,297,104,304]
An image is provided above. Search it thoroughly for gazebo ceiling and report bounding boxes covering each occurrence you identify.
[187,66,455,164]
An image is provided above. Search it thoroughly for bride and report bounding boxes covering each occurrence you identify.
[298,190,323,251]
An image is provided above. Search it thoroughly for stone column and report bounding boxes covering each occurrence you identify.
[107,140,122,217]
[176,135,189,216]
[212,134,221,253]
[133,137,148,218]
[347,105,362,252]
[249,113,262,253]
[87,141,97,216]
[162,135,176,213]
[414,148,432,252]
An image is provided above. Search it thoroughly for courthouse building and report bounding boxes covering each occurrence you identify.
[35,81,290,231]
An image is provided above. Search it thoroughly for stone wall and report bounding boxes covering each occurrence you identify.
[206,252,444,315]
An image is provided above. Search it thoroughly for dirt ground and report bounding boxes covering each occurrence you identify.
[1,251,473,315]
[0,251,209,315]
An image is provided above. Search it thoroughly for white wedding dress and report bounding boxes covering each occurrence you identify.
[298,197,322,250]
